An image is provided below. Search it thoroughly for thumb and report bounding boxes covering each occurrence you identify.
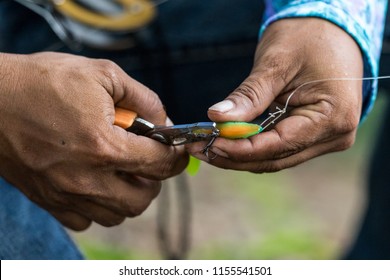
[110,66,166,126]
[208,71,287,123]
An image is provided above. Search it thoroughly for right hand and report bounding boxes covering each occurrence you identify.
[187,18,363,173]
[0,52,188,230]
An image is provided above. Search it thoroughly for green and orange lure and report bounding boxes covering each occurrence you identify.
[187,121,263,176]
[197,121,264,161]
[216,122,263,139]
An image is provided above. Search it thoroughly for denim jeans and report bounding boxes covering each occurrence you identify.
[0,178,83,259]
[0,0,264,259]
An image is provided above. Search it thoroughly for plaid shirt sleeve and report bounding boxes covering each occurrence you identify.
[261,0,388,119]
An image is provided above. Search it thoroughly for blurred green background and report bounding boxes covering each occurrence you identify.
[71,93,388,260]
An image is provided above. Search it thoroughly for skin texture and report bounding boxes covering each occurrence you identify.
[0,52,188,231]
[187,18,364,172]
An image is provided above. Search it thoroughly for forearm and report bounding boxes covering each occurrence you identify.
[0,53,21,135]
[0,53,16,103]
[262,0,388,119]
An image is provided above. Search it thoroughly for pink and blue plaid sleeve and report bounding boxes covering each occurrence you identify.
[261,0,388,119]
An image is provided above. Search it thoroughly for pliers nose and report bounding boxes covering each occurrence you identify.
[145,122,220,145]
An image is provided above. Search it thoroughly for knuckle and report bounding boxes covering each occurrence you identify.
[100,216,126,227]
[45,191,69,207]
[123,185,161,217]
[70,220,92,231]
[231,77,266,110]
[276,135,307,160]
[251,161,284,173]
[55,211,92,231]
[262,53,288,80]
[51,169,101,197]
[280,140,305,157]
[335,134,356,151]
[149,183,162,200]
[155,150,183,180]
[313,104,334,127]
[66,177,96,196]
[265,159,291,173]
[324,100,359,135]
[91,132,116,166]
[96,59,122,90]
[98,59,120,76]
[337,111,359,134]
[265,161,283,173]
[272,148,299,160]
[140,89,166,125]
[125,202,147,218]
[256,51,298,89]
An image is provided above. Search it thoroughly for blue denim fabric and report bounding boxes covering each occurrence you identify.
[0,178,83,259]
[0,0,263,259]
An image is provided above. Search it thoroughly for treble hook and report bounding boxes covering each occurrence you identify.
[201,130,220,160]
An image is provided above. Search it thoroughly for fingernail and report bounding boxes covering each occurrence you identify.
[210,147,229,158]
[209,100,235,113]
[165,117,173,126]
[191,152,209,163]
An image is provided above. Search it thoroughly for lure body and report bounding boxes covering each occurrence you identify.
[216,122,263,139]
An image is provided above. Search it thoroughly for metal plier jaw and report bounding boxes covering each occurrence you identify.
[115,108,220,145]
[146,122,220,145]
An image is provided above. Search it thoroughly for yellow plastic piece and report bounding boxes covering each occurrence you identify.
[186,156,201,176]
[52,0,156,31]
[216,122,262,139]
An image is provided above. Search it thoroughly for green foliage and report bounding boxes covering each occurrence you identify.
[78,240,151,260]
[192,230,333,260]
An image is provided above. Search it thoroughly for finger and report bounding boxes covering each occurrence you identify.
[260,132,355,172]
[88,173,162,218]
[111,127,189,180]
[67,198,126,227]
[207,45,300,122]
[50,210,92,231]
[190,131,354,173]
[103,62,167,126]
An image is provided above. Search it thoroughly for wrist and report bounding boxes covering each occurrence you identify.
[0,53,28,110]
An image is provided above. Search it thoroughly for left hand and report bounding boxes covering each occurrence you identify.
[187,18,364,173]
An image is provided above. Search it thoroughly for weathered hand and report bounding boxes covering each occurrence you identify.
[0,52,188,230]
[187,18,363,172]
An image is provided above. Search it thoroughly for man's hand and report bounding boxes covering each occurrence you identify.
[0,52,188,230]
[187,18,363,172]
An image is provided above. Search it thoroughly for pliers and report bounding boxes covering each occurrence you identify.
[114,107,263,146]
